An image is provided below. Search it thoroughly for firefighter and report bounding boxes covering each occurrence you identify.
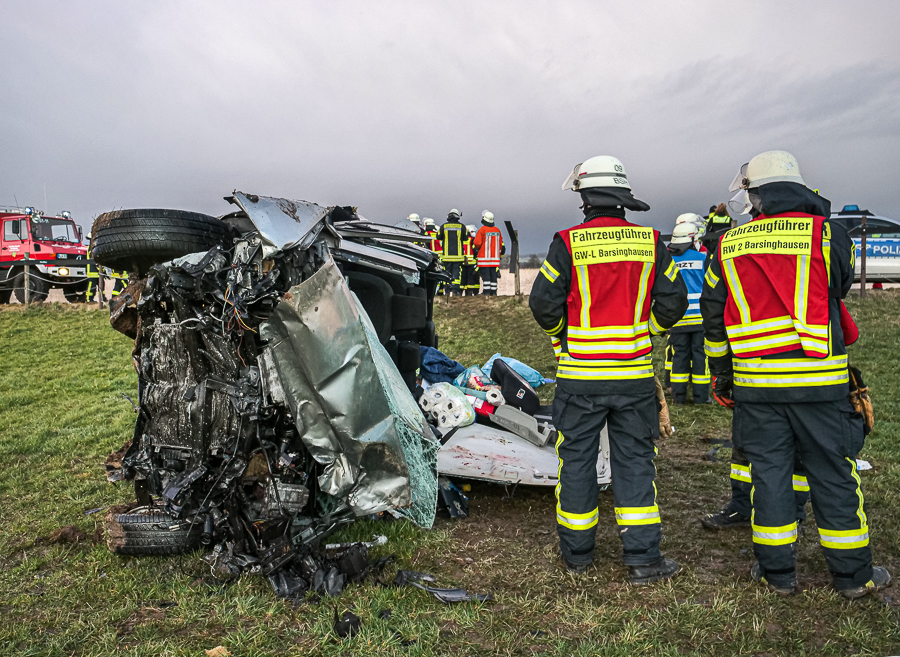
[423,218,441,254]
[667,219,711,405]
[407,213,422,234]
[437,209,466,296]
[703,203,732,253]
[85,233,102,302]
[530,155,688,582]
[473,210,503,295]
[461,224,479,295]
[701,150,890,597]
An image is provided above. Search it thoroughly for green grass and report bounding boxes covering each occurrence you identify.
[1,294,899,656]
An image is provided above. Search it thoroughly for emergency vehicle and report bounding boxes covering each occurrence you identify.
[0,207,88,303]
[830,205,900,283]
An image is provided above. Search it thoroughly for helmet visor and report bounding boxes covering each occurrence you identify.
[728,190,752,215]
[561,163,583,191]
[728,163,749,192]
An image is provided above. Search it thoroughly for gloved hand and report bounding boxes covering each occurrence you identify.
[712,375,735,408]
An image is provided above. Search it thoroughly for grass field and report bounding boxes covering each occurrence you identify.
[1,293,899,656]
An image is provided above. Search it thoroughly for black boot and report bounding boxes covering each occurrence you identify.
[837,566,892,599]
[628,558,680,584]
[751,562,798,596]
[700,505,751,530]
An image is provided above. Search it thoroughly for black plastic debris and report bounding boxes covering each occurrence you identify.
[437,477,469,518]
[393,569,492,604]
[378,609,391,620]
[333,609,362,639]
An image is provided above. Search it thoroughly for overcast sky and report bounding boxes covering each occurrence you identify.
[2,1,899,253]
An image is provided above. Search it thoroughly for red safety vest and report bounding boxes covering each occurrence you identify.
[462,236,474,263]
[424,229,441,254]
[718,213,830,359]
[552,217,665,381]
[474,226,502,267]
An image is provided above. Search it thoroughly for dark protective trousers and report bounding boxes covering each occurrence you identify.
[443,261,462,295]
[460,264,479,295]
[552,388,661,566]
[728,444,808,521]
[735,400,872,589]
[668,330,710,403]
[480,266,499,295]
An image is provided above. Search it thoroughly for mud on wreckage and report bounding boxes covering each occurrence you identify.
[96,192,447,599]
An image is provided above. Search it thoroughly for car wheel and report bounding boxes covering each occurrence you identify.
[91,209,234,277]
[12,270,49,303]
[105,505,202,556]
[63,280,90,304]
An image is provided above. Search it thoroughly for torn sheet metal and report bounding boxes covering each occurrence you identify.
[259,256,412,515]
[437,423,611,486]
[229,191,335,251]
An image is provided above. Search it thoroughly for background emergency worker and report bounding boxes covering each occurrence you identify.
[437,209,466,295]
[461,224,479,295]
[701,150,890,598]
[407,212,422,234]
[85,232,102,302]
[702,203,732,253]
[667,219,711,405]
[423,217,440,254]
[530,155,688,582]
[473,210,504,295]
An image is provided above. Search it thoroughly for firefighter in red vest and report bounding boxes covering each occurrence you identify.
[461,224,479,295]
[701,150,890,597]
[530,155,688,582]
[473,210,504,295]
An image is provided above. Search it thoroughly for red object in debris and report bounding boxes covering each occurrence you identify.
[465,395,496,417]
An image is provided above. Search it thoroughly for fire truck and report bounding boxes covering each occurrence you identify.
[0,207,89,303]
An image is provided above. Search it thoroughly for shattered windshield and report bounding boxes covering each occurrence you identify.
[29,216,79,243]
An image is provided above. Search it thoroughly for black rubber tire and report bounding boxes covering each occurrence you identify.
[92,209,232,276]
[63,280,90,303]
[107,506,201,556]
[0,286,11,304]
[13,270,50,303]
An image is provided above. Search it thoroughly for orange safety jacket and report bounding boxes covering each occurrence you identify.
[474,226,502,267]
[718,213,830,359]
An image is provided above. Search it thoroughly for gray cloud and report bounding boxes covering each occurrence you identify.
[1,1,898,253]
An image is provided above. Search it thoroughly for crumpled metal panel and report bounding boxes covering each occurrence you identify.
[259,256,412,515]
[230,191,333,250]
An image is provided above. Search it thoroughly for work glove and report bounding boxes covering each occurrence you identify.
[712,375,735,409]
[655,376,674,437]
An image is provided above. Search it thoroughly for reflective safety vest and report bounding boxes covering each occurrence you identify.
[553,217,662,381]
[424,230,441,254]
[708,212,731,229]
[439,222,465,262]
[462,235,475,264]
[86,248,99,278]
[718,213,831,359]
[474,226,502,267]
[671,248,706,328]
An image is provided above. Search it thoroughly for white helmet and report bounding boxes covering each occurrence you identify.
[481,210,494,224]
[423,217,435,227]
[408,213,420,223]
[728,150,806,215]
[449,208,461,217]
[562,155,631,191]
[670,222,698,245]
[675,212,703,226]
[466,224,476,234]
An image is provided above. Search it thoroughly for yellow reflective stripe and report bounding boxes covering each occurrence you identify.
[557,505,600,530]
[704,265,720,288]
[731,464,752,482]
[848,457,867,528]
[576,265,591,328]
[557,357,654,380]
[663,259,678,282]
[648,311,664,336]
[792,474,810,492]
[849,240,855,271]
[693,373,711,384]
[795,254,810,326]
[725,316,795,337]
[554,431,564,513]
[550,337,562,357]
[819,526,869,550]
[670,373,690,383]
[675,315,704,327]
[704,338,729,357]
[540,260,560,282]
[733,355,847,371]
[545,315,565,337]
[615,505,660,526]
[722,258,751,324]
[568,325,649,339]
[734,371,849,387]
[752,521,798,546]
[822,227,832,286]
[634,262,653,326]
[729,333,802,352]
[568,338,652,354]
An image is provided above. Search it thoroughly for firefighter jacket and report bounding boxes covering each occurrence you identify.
[530,212,689,394]
[424,229,441,255]
[437,219,466,263]
[473,225,503,267]
[700,212,855,403]
[462,234,475,265]
[707,212,731,232]
[668,243,707,333]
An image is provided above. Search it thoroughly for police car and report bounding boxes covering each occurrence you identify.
[830,205,900,283]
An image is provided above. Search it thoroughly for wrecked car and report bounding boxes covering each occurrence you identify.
[95,193,446,596]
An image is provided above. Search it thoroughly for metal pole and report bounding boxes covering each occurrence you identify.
[24,259,30,306]
[859,215,867,298]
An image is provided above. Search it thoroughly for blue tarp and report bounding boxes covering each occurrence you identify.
[482,353,546,388]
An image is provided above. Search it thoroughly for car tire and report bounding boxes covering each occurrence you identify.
[0,286,11,304]
[105,505,201,556]
[91,209,233,277]
[12,269,49,303]
[63,280,90,304]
